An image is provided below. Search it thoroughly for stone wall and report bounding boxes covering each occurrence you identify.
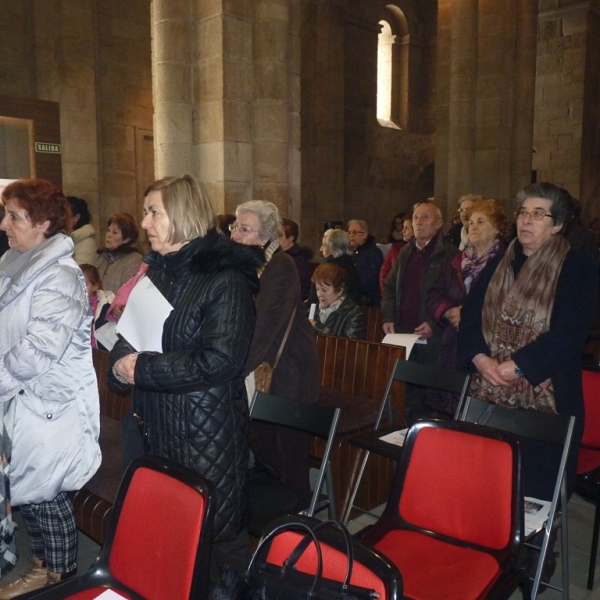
[533,1,590,201]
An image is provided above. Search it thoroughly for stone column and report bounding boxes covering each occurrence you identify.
[251,0,291,214]
[152,0,194,179]
[446,0,478,212]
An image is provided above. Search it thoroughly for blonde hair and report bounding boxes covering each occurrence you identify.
[144,174,216,243]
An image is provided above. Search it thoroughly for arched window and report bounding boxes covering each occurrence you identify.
[377,6,409,130]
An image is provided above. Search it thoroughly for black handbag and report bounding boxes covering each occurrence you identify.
[212,520,380,600]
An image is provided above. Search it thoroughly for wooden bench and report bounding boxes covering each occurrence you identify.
[72,349,130,544]
[362,306,383,344]
[313,334,405,519]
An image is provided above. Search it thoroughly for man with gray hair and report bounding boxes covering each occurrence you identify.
[382,202,459,424]
[348,219,383,306]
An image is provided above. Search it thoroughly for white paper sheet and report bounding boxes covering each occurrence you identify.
[309,303,316,320]
[94,321,118,351]
[379,428,409,447]
[93,590,128,599]
[116,276,173,352]
[382,333,425,358]
[524,497,551,537]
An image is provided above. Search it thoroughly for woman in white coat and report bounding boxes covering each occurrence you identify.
[0,179,101,598]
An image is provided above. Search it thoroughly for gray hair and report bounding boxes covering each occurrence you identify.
[347,219,368,234]
[235,200,282,242]
[515,182,573,226]
[323,229,353,257]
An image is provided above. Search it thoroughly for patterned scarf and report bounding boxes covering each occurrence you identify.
[469,234,570,412]
[462,239,504,293]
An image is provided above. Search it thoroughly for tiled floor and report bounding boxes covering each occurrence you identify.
[0,493,599,598]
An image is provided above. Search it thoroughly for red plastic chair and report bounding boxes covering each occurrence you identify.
[578,368,600,589]
[25,456,214,600]
[362,420,526,600]
[259,515,403,600]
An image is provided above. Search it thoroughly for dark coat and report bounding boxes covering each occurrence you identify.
[382,234,459,338]
[109,230,262,542]
[425,252,466,414]
[285,243,315,301]
[245,248,320,490]
[353,235,384,307]
[308,254,362,306]
[458,242,599,498]
[313,296,366,340]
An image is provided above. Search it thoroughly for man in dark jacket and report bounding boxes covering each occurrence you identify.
[348,219,384,306]
[382,203,459,424]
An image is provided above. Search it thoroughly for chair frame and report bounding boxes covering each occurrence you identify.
[456,396,575,600]
[343,358,471,524]
[249,391,341,534]
[363,419,526,600]
[23,456,215,600]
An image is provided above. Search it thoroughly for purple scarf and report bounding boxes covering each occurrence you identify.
[461,239,504,293]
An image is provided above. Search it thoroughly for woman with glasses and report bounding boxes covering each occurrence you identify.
[459,182,598,503]
[231,201,320,492]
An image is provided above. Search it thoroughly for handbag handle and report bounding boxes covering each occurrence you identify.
[285,520,354,595]
[248,521,324,598]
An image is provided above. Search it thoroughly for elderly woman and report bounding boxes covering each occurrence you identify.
[109,175,261,582]
[95,212,143,293]
[310,262,366,339]
[231,201,320,491]
[0,179,100,597]
[308,229,362,306]
[425,199,509,415]
[459,183,598,502]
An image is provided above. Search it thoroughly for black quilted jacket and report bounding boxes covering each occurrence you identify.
[109,229,263,542]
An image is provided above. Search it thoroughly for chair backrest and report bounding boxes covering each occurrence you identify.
[375,358,471,427]
[250,391,340,440]
[262,516,403,600]
[582,368,600,449]
[394,420,521,556]
[103,456,214,600]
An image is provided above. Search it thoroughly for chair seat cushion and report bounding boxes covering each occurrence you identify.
[374,530,500,600]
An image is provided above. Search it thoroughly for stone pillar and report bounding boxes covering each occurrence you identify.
[301,0,346,246]
[581,0,600,220]
[33,0,100,218]
[446,0,478,213]
[436,0,537,219]
[251,0,291,214]
[152,0,194,179]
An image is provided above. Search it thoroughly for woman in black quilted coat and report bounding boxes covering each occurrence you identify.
[108,175,263,568]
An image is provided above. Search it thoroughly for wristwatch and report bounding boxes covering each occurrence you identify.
[514,365,523,376]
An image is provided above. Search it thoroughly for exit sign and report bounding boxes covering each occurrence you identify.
[35,142,61,154]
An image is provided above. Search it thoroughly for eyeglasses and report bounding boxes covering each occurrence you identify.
[458,207,471,213]
[347,230,365,235]
[515,208,554,221]
[229,223,259,235]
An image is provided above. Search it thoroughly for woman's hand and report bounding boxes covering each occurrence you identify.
[114,353,139,385]
[308,319,317,326]
[495,360,520,383]
[472,353,511,387]
[444,306,462,328]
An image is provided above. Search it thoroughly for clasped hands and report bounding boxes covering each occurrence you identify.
[472,353,520,387]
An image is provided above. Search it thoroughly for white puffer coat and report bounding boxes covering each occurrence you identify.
[0,234,101,505]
